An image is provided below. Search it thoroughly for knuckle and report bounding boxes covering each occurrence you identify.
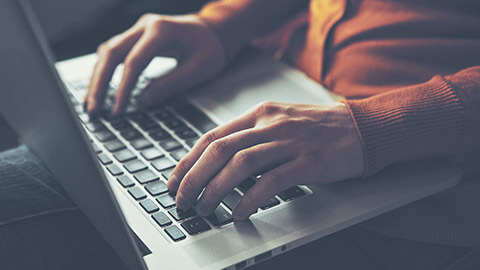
[255,101,279,115]
[96,43,106,54]
[207,139,229,158]
[102,43,121,59]
[201,130,219,147]
[150,17,172,31]
[139,13,155,23]
[233,150,256,169]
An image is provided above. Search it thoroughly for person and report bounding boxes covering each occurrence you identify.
[1,0,479,269]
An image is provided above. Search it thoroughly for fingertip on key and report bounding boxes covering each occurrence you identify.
[87,100,96,114]
[167,174,178,190]
[175,192,187,210]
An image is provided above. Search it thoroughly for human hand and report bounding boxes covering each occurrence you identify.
[167,102,364,220]
[84,14,226,115]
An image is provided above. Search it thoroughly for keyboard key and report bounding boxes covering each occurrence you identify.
[85,121,105,132]
[159,139,182,151]
[131,138,153,150]
[97,153,113,165]
[140,199,159,213]
[120,129,143,141]
[153,110,173,120]
[152,212,172,227]
[91,143,102,154]
[185,137,199,148]
[128,186,147,200]
[134,170,159,184]
[113,149,136,163]
[110,118,132,130]
[207,205,233,226]
[124,159,148,173]
[175,127,197,139]
[151,157,175,172]
[156,194,176,208]
[181,217,210,235]
[238,177,257,194]
[163,118,185,130]
[170,148,189,161]
[129,112,149,123]
[149,128,171,141]
[94,130,115,142]
[106,164,123,176]
[168,208,196,221]
[104,139,126,152]
[174,101,217,133]
[164,225,186,241]
[137,120,159,131]
[161,167,175,180]
[140,148,164,160]
[278,186,306,201]
[79,113,92,123]
[260,197,280,210]
[117,175,135,188]
[222,190,242,211]
[145,181,168,196]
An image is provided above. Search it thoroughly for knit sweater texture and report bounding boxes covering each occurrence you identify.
[198,0,480,247]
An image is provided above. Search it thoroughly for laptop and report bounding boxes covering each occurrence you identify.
[0,0,463,269]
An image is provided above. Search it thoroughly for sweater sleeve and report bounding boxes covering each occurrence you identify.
[197,0,308,60]
[344,66,480,177]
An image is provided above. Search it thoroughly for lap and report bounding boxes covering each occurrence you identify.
[0,146,127,270]
[251,226,473,270]
[0,146,474,270]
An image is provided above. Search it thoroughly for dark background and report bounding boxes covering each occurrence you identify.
[0,0,209,151]
[50,0,210,60]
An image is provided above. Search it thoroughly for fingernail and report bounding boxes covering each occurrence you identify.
[195,202,208,217]
[112,104,120,116]
[87,101,95,113]
[175,193,186,210]
[167,174,178,191]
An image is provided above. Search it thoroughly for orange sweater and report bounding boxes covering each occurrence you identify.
[199,0,480,246]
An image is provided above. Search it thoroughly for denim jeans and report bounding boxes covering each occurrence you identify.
[0,146,475,270]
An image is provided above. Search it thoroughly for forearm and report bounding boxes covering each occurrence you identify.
[198,0,308,60]
[344,66,480,177]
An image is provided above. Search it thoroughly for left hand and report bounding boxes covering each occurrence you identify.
[167,102,364,220]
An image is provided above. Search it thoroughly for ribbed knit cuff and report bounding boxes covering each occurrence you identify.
[344,76,466,177]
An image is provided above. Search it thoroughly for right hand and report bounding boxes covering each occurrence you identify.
[84,14,227,115]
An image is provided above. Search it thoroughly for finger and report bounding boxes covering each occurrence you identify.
[233,160,301,220]
[112,31,165,115]
[174,128,268,210]
[167,112,257,192]
[195,141,294,216]
[84,28,143,114]
[139,48,218,107]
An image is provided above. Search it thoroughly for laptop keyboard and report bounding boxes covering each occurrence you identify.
[66,78,308,243]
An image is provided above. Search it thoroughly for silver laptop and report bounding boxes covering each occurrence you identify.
[0,0,463,269]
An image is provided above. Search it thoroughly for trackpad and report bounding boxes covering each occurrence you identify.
[182,200,335,267]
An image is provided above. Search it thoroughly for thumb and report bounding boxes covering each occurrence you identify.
[139,59,206,107]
